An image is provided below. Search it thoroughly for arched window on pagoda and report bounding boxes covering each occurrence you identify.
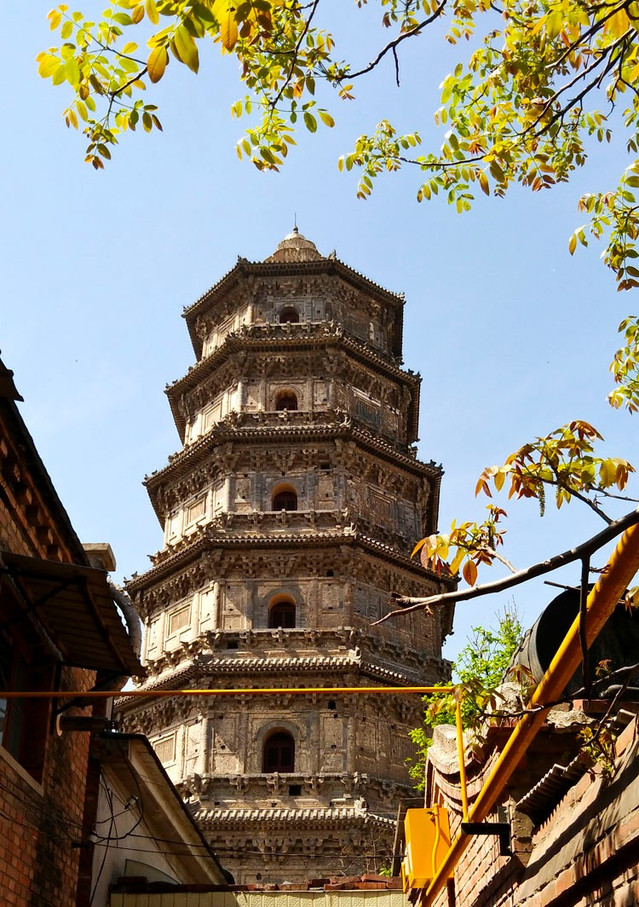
[272,484,298,511]
[279,306,300,324]
[268,595,296,629]
[275,390,298,412]
[262,730,295,773]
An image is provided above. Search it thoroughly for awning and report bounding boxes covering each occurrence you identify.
[0,552,143,676]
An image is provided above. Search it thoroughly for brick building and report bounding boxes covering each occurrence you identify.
[118,230,455,883]
[421,703,639,906]
[416,588,639,907]
[0,356,142,906]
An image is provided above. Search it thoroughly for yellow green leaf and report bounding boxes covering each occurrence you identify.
[318,109,335,128]
[37,53,60,78]
[411,538,427,558]
[174,23,199,73]
[214,2,238,51]
[599,459,617,486]
[449,548,464,575]
[65,57,80,86]
[146,0,159,25]
[489,160,504,182]
[147,45,168,83]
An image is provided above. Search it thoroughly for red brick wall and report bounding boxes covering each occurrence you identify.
[513,718,639,907]
[0,665,96,906]
[1,413,98,905]
[428,717,639,907]
[0,495,33,557]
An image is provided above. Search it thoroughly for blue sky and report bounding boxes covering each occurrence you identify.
[2,4,636,662]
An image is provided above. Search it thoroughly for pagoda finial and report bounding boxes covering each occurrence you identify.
[266,225,322,262]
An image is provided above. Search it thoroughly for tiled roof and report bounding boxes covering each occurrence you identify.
[145,415,438,504]
[166,325,414,402]
[127,526,444,592]
[183,258,403,320]
[197,805,396,828]
[197,654,360,674]
[122,652,423,695]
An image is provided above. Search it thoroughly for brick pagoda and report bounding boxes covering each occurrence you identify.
[120,230,454,882]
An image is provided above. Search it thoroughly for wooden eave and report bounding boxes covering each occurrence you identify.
[1,359,91,565]
[126,527,452,594]
[1,551,143,676]
[182,258,405,359]
[166,328,420,442]
[0,358,23,402]
[144,419,441,522]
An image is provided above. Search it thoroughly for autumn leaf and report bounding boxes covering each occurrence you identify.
[147,45,168,83]
[462,559,478,586]
[173,23,199,73]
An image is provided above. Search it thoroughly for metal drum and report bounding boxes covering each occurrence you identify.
[507,587,639,698]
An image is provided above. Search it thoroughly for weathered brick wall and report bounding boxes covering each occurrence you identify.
[512,717,639,907]
[1,404,98,905]
[428,716,639,907]
[0,495,32,556]
[0,665,95,906]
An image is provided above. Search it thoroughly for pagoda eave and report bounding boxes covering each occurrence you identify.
[183,258,405,359]
[127,528,452,594]
[144,418,440,518]
[165,326,419,441]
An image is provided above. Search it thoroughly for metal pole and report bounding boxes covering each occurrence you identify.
[0,684,455,700]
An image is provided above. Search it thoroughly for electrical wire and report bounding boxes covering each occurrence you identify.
[90,776,117,905]
[91,740,145,846]
[0,773,84,837]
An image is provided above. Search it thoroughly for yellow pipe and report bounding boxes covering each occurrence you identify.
[0,685,455,700]
[455,698,469,821]
[431,808,441,881]
[422,520,639,906]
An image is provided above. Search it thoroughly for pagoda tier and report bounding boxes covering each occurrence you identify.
[119,230,455,883]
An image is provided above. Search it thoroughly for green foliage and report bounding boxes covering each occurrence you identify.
[609,315,639,414]
[35,0,639,288]
[38,1,639,598]
[407,608,524,790]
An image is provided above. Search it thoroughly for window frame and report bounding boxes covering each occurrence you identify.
[262,730,295,773]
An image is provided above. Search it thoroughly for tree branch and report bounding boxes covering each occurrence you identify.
[523,34,630,144]
[375,507,639,623]
[270,0,321,110]
[347,4,447,80]
[549,0,631,70]
[489,548,518,574]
